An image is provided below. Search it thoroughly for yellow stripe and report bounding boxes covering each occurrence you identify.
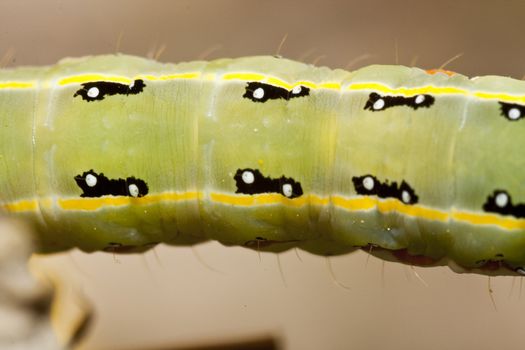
[294,81,317,89]
[0,81,35,89]
[473,91,525,103]
[331,196,377,211]
[4,192,525,231]
[377,199,450,221]
[58,197,131,210]
[5,71,525,105]
[452,210,525,230]
[57,191,201,210]
[222,72,265,81]
[2,199,38,212]
[143,72,201,81]
[348,82,468,96]
[266,77,292,89]
[210,192,308,207]
[59,75,132,85]
[319,82,341,90]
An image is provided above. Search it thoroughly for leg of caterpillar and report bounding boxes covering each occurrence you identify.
[0,54,524,276]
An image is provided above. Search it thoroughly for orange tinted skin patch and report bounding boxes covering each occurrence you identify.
[425,68,457,76]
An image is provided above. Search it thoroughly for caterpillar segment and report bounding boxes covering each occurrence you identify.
[0,54,524,275]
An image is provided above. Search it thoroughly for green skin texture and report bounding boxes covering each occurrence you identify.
[0,55,524,275]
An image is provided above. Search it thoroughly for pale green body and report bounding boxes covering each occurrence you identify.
[0,55,524,275]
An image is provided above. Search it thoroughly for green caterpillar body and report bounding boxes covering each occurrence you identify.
[1,54,524,275]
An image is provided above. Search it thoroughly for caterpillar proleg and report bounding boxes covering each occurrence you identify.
[1,54,524,276]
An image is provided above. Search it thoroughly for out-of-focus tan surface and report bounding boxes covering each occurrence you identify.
[2,0,525,349]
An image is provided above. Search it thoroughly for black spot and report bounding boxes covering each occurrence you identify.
[243,82,310,103]
[499,101,525,121]
[103,242,138,253]
[483,189,525,218]
[352,174,418,205]
[74,170,149,198]
[234,168,303,199]
[74,79,145,102]
[364,92,435,112]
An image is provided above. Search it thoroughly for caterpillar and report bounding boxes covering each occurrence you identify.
[0,54,524,276]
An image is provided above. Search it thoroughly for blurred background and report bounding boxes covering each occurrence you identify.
[2,0,525,349]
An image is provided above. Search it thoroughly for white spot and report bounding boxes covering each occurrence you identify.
[128,184,140,197]
[129,81,134,89]
[373,98,385,110]
[495,192,509,208]
[292,86,302,94]
[87,87,99,98]
[362,176,374,191]
[242,170,255,184]
[253,87,265,99]
[508,108,521,120]
[401,190,411,204]
[85,174,97,187]
[414,95,425,104]
[282,183,293,197]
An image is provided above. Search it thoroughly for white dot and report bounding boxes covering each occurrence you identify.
[242,171,255,184]
[85,174,97,187]
[128,184,140,197]
[253,87,265,99]
[282,183,293,197]
[508,108,521,120]
[401,190,411,204]
[373,98,385,110]
[292,86,302,94]
[87,87,99,98]
[362,176,374,191]
[495,192,509,208]
[415,95,425,104]
[129,81,134,89]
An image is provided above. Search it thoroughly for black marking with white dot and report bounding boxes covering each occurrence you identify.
[483,190,525,218]
[74,170,149,198]
[352,174,418,205]
[243,82,310,103]
[364,92,435,112]
[73,79,146,102]
[499,102,525,121]
[234,168,303,199]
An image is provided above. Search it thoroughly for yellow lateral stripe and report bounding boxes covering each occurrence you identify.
[452,211,525,230]
[330,196,377,211]
[4,192,525,230]
[266,77,293,89]
[210,192,308,207]
[377,199,450,221]
[59,74,132,85]
[294,81,317,89]
[473,91,525,103]
[58,197,132,210]
[0,81,35,89]
[319,82,341,90]
[57,191,201,210]
[6,73,525,104]
[348,82,468,96]
[139,72,202,81]
[2,199,39,212]
[222,72,265,81]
